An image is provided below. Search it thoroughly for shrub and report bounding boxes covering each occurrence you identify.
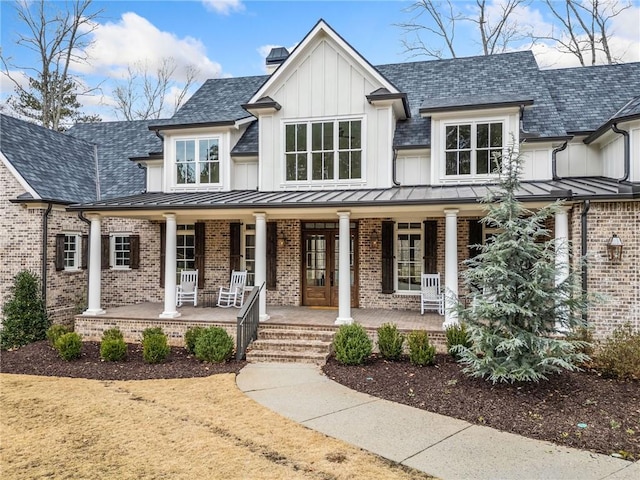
[142,330,170,364]
[594,325,640,380]
[446,324,472,359]
[142,327,164,341]
[54,332,82,361]
[1,270,50,350]
[376,323,404,360]
[194,327,234,363]
[407,331,436,366]
[100,329,127,362]
[334,323,372,366]
[46,324,71,346]
[185,326,206,354]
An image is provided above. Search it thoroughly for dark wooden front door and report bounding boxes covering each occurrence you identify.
[302,222,358,307]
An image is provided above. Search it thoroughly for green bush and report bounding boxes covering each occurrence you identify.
[142,330,170,364]
[594,325,640,380]
[446,323,472,358]
[142,327,164,341]
[100,329,127,362]
[194,327,234,363]
[184,326,206,354]
[1,270,50,350]
[376,323,404,360]
[407,331,436,366]
[46,324,71,346]
[334,323,372,366]
[54,332,82,361]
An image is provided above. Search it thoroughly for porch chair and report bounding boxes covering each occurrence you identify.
[217,270,247,308]
[421,273,444,315]
[176,269,198,307]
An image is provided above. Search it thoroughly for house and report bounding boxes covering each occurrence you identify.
[1,20,639,341]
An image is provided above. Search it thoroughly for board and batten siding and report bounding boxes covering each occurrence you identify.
[396,152,430,185]
[519,145,552,181]
[555,140,601,177]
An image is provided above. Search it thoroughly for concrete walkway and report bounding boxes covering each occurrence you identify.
[237,363,639,480]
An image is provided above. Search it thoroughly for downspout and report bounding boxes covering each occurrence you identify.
[551,141,568,181]
[392,148,400,186]
[611,123,630,182]
[580,200,590,323]
[41,203,53,304]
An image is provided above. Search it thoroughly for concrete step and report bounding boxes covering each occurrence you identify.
[258,328,336,342]
[245,325,336,365]
[249,338,333,353]
[245,349,330,365]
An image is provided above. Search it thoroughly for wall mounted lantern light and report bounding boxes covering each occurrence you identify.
[606,233,623,262]
[277,235,287,248]
[370,230,381,248]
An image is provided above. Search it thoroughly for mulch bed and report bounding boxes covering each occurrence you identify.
[323,354,640,460]
[0,340,245,381]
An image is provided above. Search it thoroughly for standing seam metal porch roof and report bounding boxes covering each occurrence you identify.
[68,177,638,212]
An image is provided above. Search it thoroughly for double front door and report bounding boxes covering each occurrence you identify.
[302,222,358,307]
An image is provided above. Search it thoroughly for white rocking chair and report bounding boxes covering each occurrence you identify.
[176,269,198,307]
[421,273,444,315]
[217,270,247,308]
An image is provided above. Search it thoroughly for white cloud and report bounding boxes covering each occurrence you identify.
[201,0,244,15]
[0,70,29,98]
[74,12,222,82]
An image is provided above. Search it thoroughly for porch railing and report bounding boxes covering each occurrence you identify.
[236,282,263,361]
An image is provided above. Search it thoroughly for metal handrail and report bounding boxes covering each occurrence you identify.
[236,282,263,361]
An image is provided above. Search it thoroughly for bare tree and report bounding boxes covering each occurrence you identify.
[539,0,632,66]
[397,0,529,59]
[1,0,102,130]
[112,58,199,120]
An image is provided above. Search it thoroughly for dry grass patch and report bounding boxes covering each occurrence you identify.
[1,374,434,480]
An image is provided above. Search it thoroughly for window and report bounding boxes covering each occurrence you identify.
[445,121,503,176]
[176,138,220,185]
[396,223,422,292]
[176,224,195,275]
[110,234,131,269]
[243,224,256,287]
[285,119,362,182]
[63,234,80,270]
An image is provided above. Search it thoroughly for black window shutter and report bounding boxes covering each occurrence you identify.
[195,222,205,288]
[468,219,483,258]
[159,223,166,287]
[266,221,277,290]
[229,222,241,274]
[381,220,395,294]
[129,235,140,270]
[55,234,65,271]
[101,235,109,270]
[423,220,438,274]
[81,235,88,269]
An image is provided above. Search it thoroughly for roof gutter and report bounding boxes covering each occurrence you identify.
[41,203,53,306]
[611,123,630,182]
[551,141,568,181]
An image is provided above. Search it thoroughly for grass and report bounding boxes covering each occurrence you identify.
[0,374,433,480]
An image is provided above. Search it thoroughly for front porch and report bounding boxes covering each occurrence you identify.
[74,302,446,350]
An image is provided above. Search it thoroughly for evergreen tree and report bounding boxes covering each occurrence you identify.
[453,146,590,383]
[1,270,50,350]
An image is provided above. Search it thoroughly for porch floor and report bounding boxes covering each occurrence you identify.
[94,303,444,332]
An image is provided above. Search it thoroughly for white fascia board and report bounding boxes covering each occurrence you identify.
[234,117,256,129]
[247,20,400,104]
[0,151,41,199]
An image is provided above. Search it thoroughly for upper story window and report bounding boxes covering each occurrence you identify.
[285,119,362,182]
[176,138,220,185]
[445,121,503,176]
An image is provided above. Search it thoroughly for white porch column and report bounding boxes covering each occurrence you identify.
[160,213,180,319]
[335,211,353,325]
[83,214,105,316]
[254,212,269,321]
[555,207,570,330]
[444,209,459,327]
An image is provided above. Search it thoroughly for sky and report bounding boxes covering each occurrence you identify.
[1,0,639,121]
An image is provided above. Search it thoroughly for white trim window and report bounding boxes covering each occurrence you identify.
[444,121,503,177]
[176,138,220,185]
[285,118,363,182]
[396,222,422,293]
[63,233,81,271]
[110,234,131,269]
[243,224,256,287]
[176,224,195,273]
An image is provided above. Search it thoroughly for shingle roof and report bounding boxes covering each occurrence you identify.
[231,121,258,156]
[68,176,639,211]
[152,75,268,129]
[542,62,640,134]
[66,120,161,199]
[377,51,568,147]
[1,114,97,203]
